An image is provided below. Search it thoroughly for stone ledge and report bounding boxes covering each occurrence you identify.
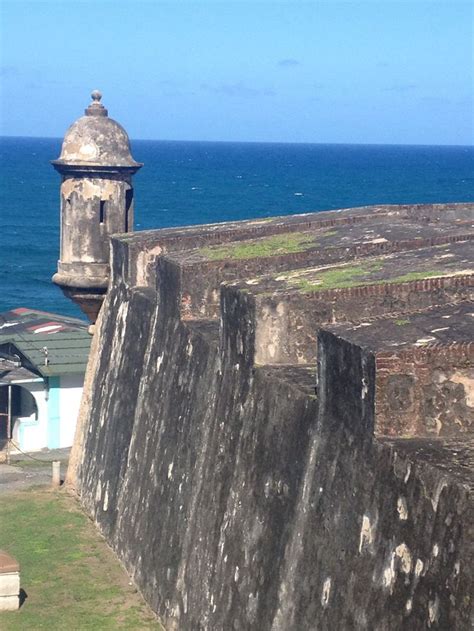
[110,204,474,317]
[0,595,19,612]
[0,573,20,597]
[223,240,474,365]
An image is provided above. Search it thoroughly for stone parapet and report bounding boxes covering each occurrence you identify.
[322,302,474,438]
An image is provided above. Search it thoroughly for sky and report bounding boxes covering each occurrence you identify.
[0,0,472,145]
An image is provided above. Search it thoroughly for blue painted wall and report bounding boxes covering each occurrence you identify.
[47,376,61,449]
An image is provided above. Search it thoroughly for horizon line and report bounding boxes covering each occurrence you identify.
[0,134,473,149]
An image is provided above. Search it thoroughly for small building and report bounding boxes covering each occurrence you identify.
[0,308,91,453]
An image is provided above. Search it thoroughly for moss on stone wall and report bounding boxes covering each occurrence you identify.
[296,267,460,293]
[199,232,316,260]
[295,262,383,292]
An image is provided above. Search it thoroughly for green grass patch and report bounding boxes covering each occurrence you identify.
[394,319,410,326]
[295,262,383,292]
[295,265,449,293]
[0,489,163,630]
[199,231,317,260]
[386,270,448,284]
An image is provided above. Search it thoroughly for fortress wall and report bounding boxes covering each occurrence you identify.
[403,203,474,222]
[68,205,474,628]
[110,237,161,289]
[164,234,474,321]
[252,275,474,365]
[74,224,473,629]
[375,344,474,437]
[77,284,158,534]
[271,329,473,629]
[78,279,318,629]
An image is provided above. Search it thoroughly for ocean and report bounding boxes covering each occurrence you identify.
[1,137,473,319]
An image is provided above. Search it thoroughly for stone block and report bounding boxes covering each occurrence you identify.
[322,302,474,437]
[0,573,20,596]
[0,551,20,611]
[0,595,19,611]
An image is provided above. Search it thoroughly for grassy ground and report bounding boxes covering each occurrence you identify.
[0,488,163,630]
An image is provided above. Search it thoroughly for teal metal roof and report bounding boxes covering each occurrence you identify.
[0,308,91,377]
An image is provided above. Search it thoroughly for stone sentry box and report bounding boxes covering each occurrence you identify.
[0,550,20,611]
[51,91,142,322]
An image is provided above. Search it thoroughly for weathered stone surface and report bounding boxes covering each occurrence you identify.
[72,204,474,629]
[52,92,142,322]
[52,91,141,169]
[324,302,474,438]
[0,573,20,597]
[0,595,19,611]
[225,240,474,365]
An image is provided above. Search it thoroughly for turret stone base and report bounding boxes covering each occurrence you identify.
[59,287,106,323]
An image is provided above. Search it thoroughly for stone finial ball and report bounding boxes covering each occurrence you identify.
[91,90,102,102]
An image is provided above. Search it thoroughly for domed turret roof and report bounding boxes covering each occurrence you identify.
[52,91,142,170]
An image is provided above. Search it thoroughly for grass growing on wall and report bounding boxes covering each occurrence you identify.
[295,266,455,293]
[0,489,163,630]
[295,262,383,292]
[199,231,317,260]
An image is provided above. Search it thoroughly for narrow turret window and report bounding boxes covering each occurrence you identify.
[125,189,133,232]
[99,200,106,224]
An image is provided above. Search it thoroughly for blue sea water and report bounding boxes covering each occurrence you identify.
[1,136,473,319]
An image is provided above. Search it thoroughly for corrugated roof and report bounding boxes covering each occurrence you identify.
[0,366,41,383]
[0,308,91,377]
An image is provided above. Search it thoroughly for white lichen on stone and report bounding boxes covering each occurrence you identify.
[397,497,408,520]
[321,577,331,607]
[383,543,412,592]
[414,336,437,346]
[428,595,439,625]
[404,463,411,483]
[361,377,369,400]
[359,514,376,553]
[395,543,412,574]
[430,479,447,512]
[383,563,395,591]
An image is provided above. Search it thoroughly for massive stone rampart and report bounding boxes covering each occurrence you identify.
[71,204,474,629]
